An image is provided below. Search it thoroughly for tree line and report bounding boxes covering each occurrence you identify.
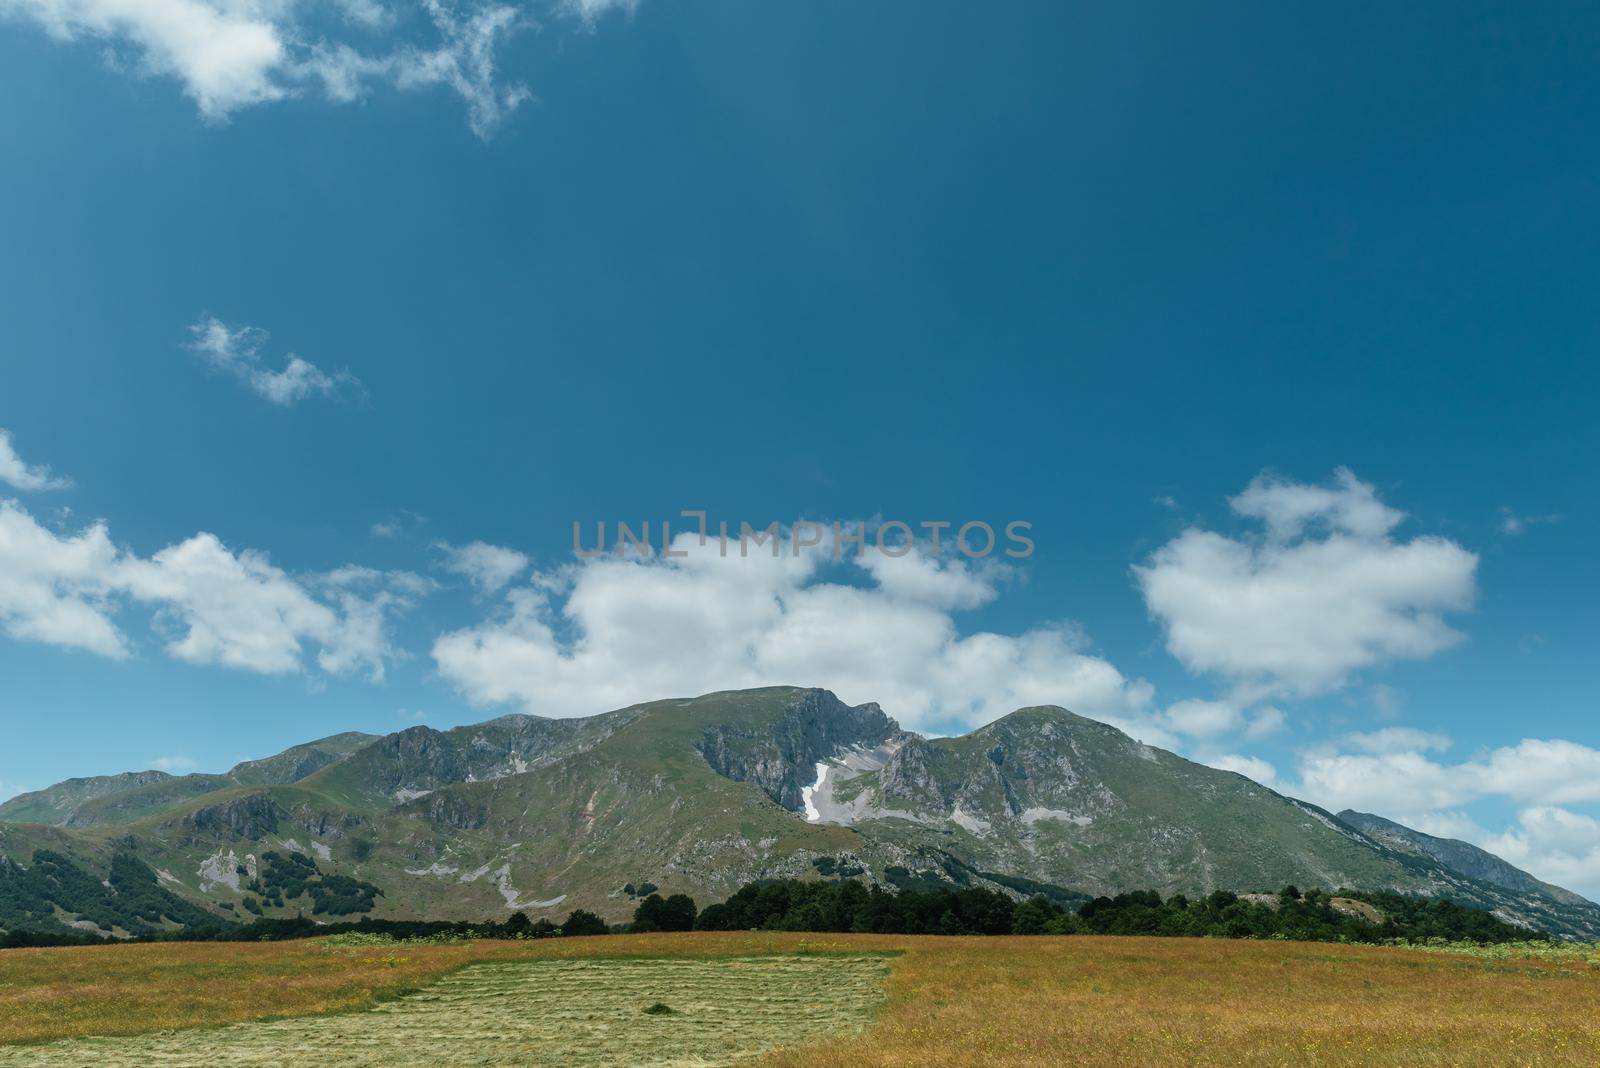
[687,880,1542,943]
[2,860,1548,949]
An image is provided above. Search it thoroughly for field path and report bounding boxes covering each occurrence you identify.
[0,954,889,1067]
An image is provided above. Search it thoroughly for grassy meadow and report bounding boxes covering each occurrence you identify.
[1,932,1598,1066]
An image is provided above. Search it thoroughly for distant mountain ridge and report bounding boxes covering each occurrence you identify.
[0,733,377,828]
[3,687,1597,940]
[1339,810,1591,908]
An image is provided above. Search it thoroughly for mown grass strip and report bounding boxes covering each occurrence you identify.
[0,954,890,1067]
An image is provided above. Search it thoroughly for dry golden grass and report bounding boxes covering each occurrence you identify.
[760,936,1600,1068]
[3,933,1599,1066]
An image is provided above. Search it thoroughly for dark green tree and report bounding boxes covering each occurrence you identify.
[561,909,608,937]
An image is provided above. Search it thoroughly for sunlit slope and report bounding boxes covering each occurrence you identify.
[4,686,1598,936]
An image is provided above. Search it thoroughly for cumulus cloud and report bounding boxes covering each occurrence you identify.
[1161,698,1243,739]
[436,539,528,593]
[1231,467,1403,541]
[0,429,71,492]
[433,531,1158,736]
[0,500,127,657]
[188,316,362,406]
[0,0,288,118]
[1157,698,1286,749]
[1296,747,1475,815]
[149,755,197,771]
[1408,807,1600,901]
[1287,730,1600,897]
[117,535,426,679]
[1337,726,1452,755]
[1244,705,1287,740]
[1207,753,1277,786]
[1135,468,1478,698]
[0,0,605,135]
[0,498,423,680]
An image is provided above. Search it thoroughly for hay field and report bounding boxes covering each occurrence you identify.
[0,954,889,1067]
[3,933,1599,1066]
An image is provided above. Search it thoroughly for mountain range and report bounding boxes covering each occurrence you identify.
[3,686,1597,939]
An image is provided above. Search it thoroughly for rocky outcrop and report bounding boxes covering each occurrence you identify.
[180,794,282,840]
[696,689,903,811]
[226,732,375,786]
[876,737,954,812]
[421,791,487,831]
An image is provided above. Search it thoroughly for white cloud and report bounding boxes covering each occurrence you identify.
[1475,740,1600,806]
[1135,468,1478,697]
[0,0,573,135]
[1207,753,1277,786]
[1416,807,1600,901]
[149,755,197,771]
[388,0,529,138]
[1162,698,1243,739]
[1337,726,1452,755]
[0,0,288,118]
[1230,467,1403,542]
[120,534,359,675]
[0,429,71,492]
[433,531,1159,737]
[559,0,635,26]
[1368,682,1403,720]
[0,781,31,802]
[1292,734,1600,895]
[437,539,528,593]
[0,500,127,657]
[188,316,361,406]
[855,549,1002,611]
[1297,748,1476,815]
[371,509,426,540]
[1244,705,1287,740]
[1158,699,1284,745]
[0,499,423,680]
[1498,507,1560,536]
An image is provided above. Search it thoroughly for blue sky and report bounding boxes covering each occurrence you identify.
[1,3,1597,892]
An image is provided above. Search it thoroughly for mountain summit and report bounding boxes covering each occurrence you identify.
[3,687,1596,939]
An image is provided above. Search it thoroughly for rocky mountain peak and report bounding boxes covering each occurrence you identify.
[695,688,903,810]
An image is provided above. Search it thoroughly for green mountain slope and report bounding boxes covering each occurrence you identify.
[0,771,177,826]
[3,687,1596,939]
[1339,810,1600,939]
[299,714,633,812]
[0,733,379,829]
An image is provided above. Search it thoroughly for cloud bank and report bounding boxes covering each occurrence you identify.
[1292,730,1600,899]
[432,531,1160,736]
